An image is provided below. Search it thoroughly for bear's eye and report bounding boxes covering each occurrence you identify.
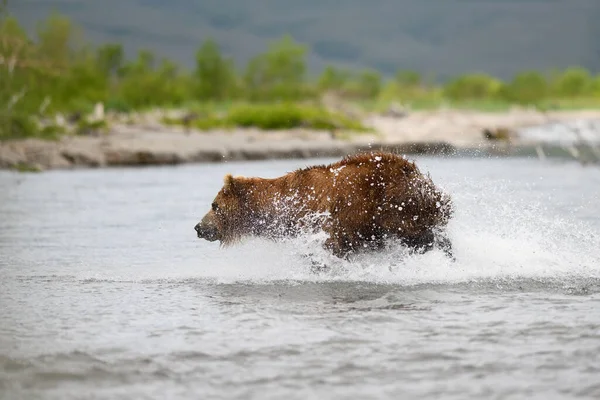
[212,202,219,211]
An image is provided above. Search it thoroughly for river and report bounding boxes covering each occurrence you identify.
[1,156,599,399]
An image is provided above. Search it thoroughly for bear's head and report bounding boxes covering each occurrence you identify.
[194,174,255,245]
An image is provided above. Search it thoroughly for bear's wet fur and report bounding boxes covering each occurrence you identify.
[195,151,454,259]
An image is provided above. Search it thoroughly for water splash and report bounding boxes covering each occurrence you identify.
[191,175,600,287]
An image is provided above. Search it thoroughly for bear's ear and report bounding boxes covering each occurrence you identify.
[222,174,235,194]
[223,174,246,195]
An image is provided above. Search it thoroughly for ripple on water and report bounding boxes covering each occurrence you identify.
[1,157,600,399]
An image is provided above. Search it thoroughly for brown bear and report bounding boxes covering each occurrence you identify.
[194,151,454,259]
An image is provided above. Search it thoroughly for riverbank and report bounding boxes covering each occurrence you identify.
[2,108,600,171]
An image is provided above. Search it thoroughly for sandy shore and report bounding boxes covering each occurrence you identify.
[2,108,600,171]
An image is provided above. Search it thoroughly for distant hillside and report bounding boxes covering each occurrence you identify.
[11,0,600,80]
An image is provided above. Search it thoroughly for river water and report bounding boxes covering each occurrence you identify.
[1,156,599,400]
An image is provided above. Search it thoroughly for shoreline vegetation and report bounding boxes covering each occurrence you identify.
[1,10,600,171]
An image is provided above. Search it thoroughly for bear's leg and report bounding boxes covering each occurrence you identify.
[325,231,385,259]
[402,230,435,254]
[309,258,330,274]
[324,197,386,259]
[434,232,455,261]
[299,253,331,274]
[323,209,364,259]
[403,230,455,261]
[324,235,355,259]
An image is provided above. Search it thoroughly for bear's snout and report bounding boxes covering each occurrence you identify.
[194,222,220,242]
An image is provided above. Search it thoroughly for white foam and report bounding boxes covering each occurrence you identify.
[62,159,599,287]
[189,176,600,286]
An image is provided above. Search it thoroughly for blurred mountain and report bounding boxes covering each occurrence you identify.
[11,0,600,79]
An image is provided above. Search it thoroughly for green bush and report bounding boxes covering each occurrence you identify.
[0,113,38,140]
[0,112,68,141]
[163,103,368,132]
[551,67,593,97]
[3,9,600,143]
[443,73,502,100]
[13,162,42,173]
[226,103,368,131]
[105,97,133,113]
[162,113,228,130]
[39,123,67,140]
[76,119,108,135]
[501,71,548,104]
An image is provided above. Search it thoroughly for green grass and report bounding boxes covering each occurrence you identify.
[0,113,39,140]
[0,113,65,141]
[163,102,370,132]
[536,97,600,111]
[12,162,42,173]
[4,95,600,143]
[0,111,107,141]
[76,119,109,135]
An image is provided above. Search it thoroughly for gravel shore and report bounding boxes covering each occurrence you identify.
[2,109,600,171]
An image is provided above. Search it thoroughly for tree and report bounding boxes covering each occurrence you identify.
[243,55,268,100]
[155,58,191,106]
[356,69,382,99]
[1,13,66,114]
[592,75,600,96]
[116,50,190,109]
[502,71,548,104]
[552,67,592,97]
[264,35,306,87]
[117,50,158,108]
[0,16,31,80]
[243,35,308,100]
[443,73,501,100]
[96,43,124,78]
[318,65,349,92]
[395,70,421,87]
[1,2,60,138]
[35,13,80,67]
[194,38,236,100]
[59,49,108,109]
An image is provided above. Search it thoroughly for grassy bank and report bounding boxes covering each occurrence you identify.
[1,10,599,141]
[162,103,369,132]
